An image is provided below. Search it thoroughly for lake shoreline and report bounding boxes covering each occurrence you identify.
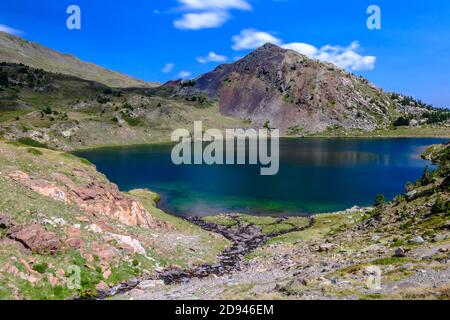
[70,134,450,153]
[74,137,447,217]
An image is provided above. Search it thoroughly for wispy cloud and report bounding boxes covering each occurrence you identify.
[0,24,24,36]
[283,41,376,71]
[177,0,251,11]
[161,63,175,74]
[232,29,282,51]
[174,12,229,30]
[177,70,192,79]
[174,0,251,30]
[232,29,376,71]
[197,51,228,64]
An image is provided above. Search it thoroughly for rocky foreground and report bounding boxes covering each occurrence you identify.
[119,144,450,300]
[0,139,229,299]
[0,139,449,300]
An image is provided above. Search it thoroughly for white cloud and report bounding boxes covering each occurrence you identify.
[0,24,24,35]
[197,51,228,64]
[230,28,376,71]
[174,11,229,30]
[282,43,318,57]
[177,0,251,11]
[173,0,251,30]
[177,71,192,79]
[232,29,282,51]
[161,63,175,74]
[283,41,376,71]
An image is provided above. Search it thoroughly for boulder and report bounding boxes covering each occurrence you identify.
[443,220,450,230]
[8,224,61,255]
[433,234,447,242]
[394,248,406,258]
[65,237,83,249]
[410,236,425,244]
[137,280,165,290]
[0,214,13,229]
[318,243,335,252]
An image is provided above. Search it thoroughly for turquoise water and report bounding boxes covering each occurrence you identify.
[75,138,447,217]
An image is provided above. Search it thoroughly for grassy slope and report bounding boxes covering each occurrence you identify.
[308,126,450,138]
[203,214,311,235]
[0,140,228,299]
[0,63,249,151]
[0,32,156,88]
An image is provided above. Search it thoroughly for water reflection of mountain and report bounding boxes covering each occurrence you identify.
[281,149,385,167]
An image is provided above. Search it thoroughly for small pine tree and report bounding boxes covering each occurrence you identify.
[375,194,385,207]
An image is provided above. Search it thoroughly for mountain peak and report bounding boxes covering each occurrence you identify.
[249,42,287,56]
[259,42,284,50]
[168,39,410,134]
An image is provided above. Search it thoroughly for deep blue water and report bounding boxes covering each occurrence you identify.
[75,138,448,217]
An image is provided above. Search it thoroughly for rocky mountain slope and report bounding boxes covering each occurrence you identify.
[0,41,448,150]
[0,32,156,88]
[167,43,446,135]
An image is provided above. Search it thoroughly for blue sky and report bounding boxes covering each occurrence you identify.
[1,0,449,107]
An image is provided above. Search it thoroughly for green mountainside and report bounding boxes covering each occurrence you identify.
[0,32,157,88]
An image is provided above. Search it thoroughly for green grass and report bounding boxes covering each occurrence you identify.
[202,214,310,235]
[32,262,49,274]
[203,215,239,227]
[0,109,31,122]
[267,211,366,245]
[121,114,141,127]
[371,257,411,266]
[27,148,43,156]
[16,137,49,149]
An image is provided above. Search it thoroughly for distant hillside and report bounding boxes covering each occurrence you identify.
[167,43,442,134]
[0,62,248,151]
[0,32,157,88]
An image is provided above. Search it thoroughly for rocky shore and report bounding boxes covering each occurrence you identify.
[117,144,449,300]
[157,215,314,284]
[1,138,448,300]
[91,214,313,298]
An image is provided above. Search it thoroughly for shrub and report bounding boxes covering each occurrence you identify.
[123,102,133,110]
[42,106,52,115]
[27,148,43,156]
[374,194,385,207]
[32,262,48,274]
[122,114,140,127]
[424,110,450,124]
[17,138,48,149]
[0,71,9,87]
[393,116,410,127]
[97,96,110,104]
[103,88,113,95]
[419,166,434,186]
[432,196,450,214]
[394,195,406,204]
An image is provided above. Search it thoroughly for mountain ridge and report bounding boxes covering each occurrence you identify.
[0,32,157,88]
[167,43,435,134]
